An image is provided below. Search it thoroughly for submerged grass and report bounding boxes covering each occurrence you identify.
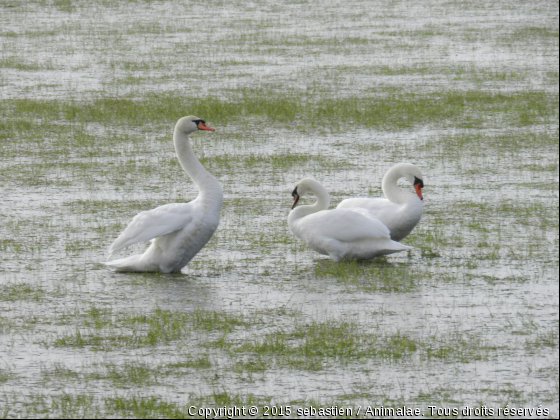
[104,392,272,419]
[422,130,559,155]
[230,321,417,367]
[0,283,45,301]
[86,361,162,387]
[1,89,556,133]
[0,369,14,383]
[313,260,418,292]
[226,317,499,370]
[105,396,186,419]
[50,307,252,350]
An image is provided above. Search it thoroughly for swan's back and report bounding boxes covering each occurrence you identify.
[337,196,422,242]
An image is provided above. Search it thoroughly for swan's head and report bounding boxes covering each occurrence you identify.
[176,115,215,134]
[291,178,324,209]
[394,163,424,201]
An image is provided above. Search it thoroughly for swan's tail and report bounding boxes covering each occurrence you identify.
[376,240,412,256]
[102,254,145,272]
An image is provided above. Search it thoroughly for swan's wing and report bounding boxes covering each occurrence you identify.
[301,209,391,242]
[109,203,194,255]
[342,207,383,222]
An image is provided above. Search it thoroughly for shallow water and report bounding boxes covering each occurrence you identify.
[1,0,558,418]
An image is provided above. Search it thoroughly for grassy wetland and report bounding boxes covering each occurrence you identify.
[0,0,558,418]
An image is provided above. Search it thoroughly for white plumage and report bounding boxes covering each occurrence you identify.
[288,178,411,262]
[103,116,222,273]
[108,203,194,255]
[337,163,424,242]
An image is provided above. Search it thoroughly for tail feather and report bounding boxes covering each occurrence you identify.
[102,254,145,272]
[374,239,412,256]
[387,241,412,252]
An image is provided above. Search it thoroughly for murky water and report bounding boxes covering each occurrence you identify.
[1,0,558,418]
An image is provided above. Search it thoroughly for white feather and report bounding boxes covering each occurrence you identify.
[337,163,424,241]
[288,178,411,262]
[108,203,194,256]
[103,116,222,273]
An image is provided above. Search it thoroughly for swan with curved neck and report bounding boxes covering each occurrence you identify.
[288,178,411,262]
[103,116,223,273]
[337,163,424,241]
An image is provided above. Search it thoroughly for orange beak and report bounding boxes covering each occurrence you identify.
[291,187,300,209]
[197,121,215,131]
[291,193,300,209]
[414,183,423,201]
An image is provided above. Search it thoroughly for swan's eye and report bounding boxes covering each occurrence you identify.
[414,176,424,189]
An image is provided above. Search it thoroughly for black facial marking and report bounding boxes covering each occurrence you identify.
[193,119,206,129]
[291,187,300,209]
[414,176,424,189]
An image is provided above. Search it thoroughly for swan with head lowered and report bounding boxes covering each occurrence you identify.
[288,178,411,262]
[103,116,222,273]
[336,163,424,242]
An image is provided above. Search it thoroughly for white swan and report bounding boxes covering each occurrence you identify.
[288,178,411,262]
[337,163,424,242]
[103,116,223,273]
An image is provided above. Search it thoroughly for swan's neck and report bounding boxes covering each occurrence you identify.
[382,168,415,204]
[173,129,222,202]
[289,183,330,222]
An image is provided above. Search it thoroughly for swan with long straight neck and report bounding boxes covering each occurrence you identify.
[288,178,411,262]
[103,116,223,273]
[337,163,424,242]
